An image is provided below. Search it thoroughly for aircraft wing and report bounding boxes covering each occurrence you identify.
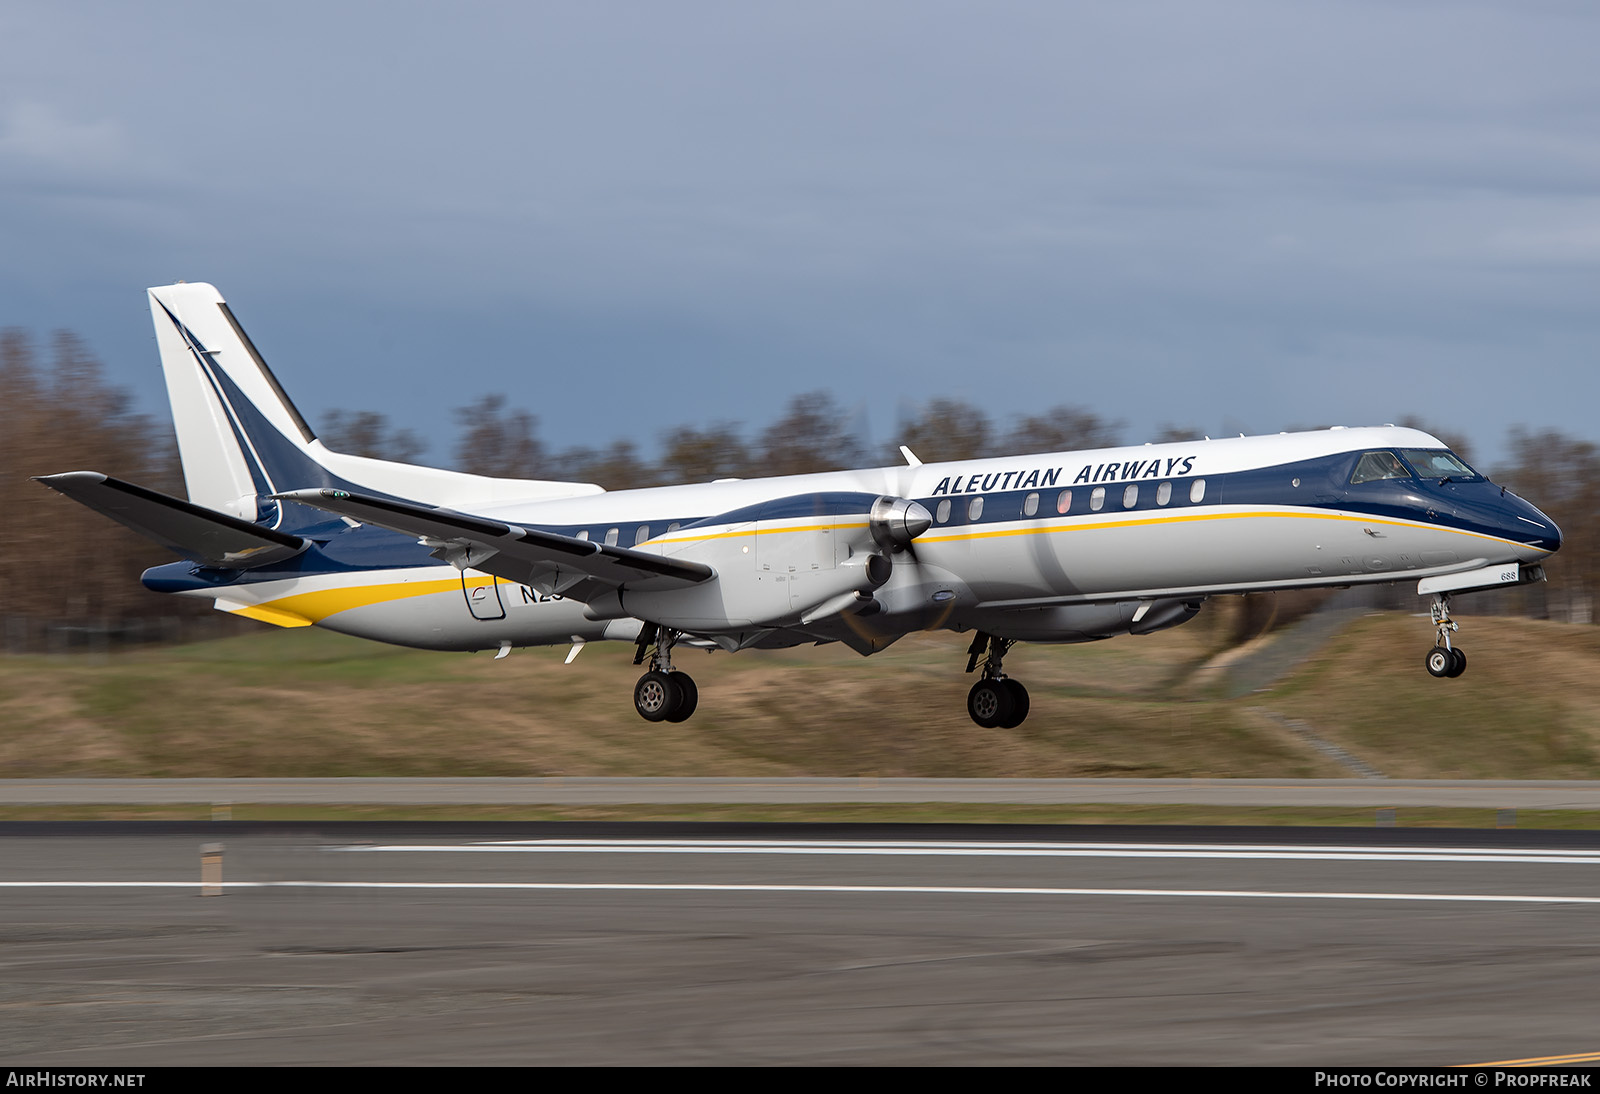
[35,472,307,568]
[274,487,715,595]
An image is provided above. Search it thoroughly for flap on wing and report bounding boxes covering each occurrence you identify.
[274,488,715,590]
[35,472,307,568]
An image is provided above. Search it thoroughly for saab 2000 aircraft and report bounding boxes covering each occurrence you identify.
[38,283,1561,727]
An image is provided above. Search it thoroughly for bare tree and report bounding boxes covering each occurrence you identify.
[757,391,865,476]
[320,409,427,463]
[659,423,750,484]
[1,330,180,627]
[550,439,663,491]
[1498,428,1599,620]
[889,398,992,463]
[452,394,545,478]
[1004,405,1123,455]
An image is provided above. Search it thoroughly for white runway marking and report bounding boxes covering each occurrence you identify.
[2,880,1600,904]
[327,838,1600,866]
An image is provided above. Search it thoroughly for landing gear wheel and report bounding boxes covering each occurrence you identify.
[1425,593,1468,681]
[968,678,1016,729]
[634,670,681,722]
[665,672,698,722]
[1000,679,1030,728]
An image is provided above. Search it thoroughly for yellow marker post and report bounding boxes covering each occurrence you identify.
[201,842,224,897]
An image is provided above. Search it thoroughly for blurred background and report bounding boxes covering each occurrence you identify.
[2,329,1593,650]
[2,1,1596,648]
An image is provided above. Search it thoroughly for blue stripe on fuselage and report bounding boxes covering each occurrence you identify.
[141,449,1555,595]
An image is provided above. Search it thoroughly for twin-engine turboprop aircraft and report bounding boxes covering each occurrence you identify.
[38,283,1561,726]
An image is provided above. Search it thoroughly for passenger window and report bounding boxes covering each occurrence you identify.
[1056,490,1071,515]
[1350,451,1410,484]
[1123,484,1138,508]
[634,525,650,545]
[1023,492,1039,517]
[667,522,680,533]
[575,530,589,541]
[968,496,984,521]
[1156,481,1171,506]
[1090,487,1105,512]
[1189,479,1206,503]
[936,499,951,523]
[604,527,619,546]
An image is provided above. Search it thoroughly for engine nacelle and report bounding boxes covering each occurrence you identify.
[585,561,889,631]
[1128,598,1204,635]
[963,597,1205,643]
[583,491,910,632]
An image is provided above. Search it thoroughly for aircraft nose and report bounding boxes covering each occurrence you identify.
[1541,514,1563,554]
[1508,497,1561,556]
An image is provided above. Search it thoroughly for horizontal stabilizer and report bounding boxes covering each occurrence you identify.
[274,488,715,594]
[35,472,307,568]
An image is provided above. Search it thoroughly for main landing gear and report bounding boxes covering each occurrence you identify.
[633,624,699,722]
[965,632,1030,728]
[1424,593,1467,679]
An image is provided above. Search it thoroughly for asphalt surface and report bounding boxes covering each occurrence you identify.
[4,822,1600,1065]
[6,777,1600,808]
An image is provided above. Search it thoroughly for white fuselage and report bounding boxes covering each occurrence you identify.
[173,426,1556,653]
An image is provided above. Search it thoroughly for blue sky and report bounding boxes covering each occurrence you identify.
[3,1,1597,468]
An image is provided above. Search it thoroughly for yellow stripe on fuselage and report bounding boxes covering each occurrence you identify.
[223,573,499,627]
[648,507,1545,555]
[221,507,1546,628]
[647,520,869,547]
[914,507,1548,553]
[221,602,317,628]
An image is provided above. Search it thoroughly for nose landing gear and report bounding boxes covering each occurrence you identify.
[1424,594,1467,679]
[632,624,699,722]
[965,632,1030,728]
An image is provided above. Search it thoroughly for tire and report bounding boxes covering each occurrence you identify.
[967,679,1015,729]
[1425,646,1453,678]
[665,672,699,722]
[1446,648,1467,678]
[1000,679,1030,728]
[634,670,681,722]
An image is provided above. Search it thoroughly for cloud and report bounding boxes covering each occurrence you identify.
[0,102,133,176]
[1,2,1599,466]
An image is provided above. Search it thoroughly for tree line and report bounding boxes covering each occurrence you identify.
[2,328,1594,641]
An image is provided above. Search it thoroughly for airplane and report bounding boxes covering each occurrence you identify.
[37,282,1561,727]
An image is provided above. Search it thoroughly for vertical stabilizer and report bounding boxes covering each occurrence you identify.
[147,282,605,528]
[148,282,325,522]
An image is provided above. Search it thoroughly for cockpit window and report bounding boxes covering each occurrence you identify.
[1350,451,1410,484]
[1399,449,1480,481]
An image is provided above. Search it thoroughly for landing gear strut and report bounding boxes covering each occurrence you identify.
[1424,593,1467,679]
[632,624,699,722]
[965,632,1030,728]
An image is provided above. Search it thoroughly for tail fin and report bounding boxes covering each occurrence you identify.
[147,283,602,532]
[149,282,327,524]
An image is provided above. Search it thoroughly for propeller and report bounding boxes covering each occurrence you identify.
[868,494,932,558]
[836,491,945,648]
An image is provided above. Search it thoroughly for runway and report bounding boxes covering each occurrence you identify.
[4,823,1600,1065]
[7,777,1600,808]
